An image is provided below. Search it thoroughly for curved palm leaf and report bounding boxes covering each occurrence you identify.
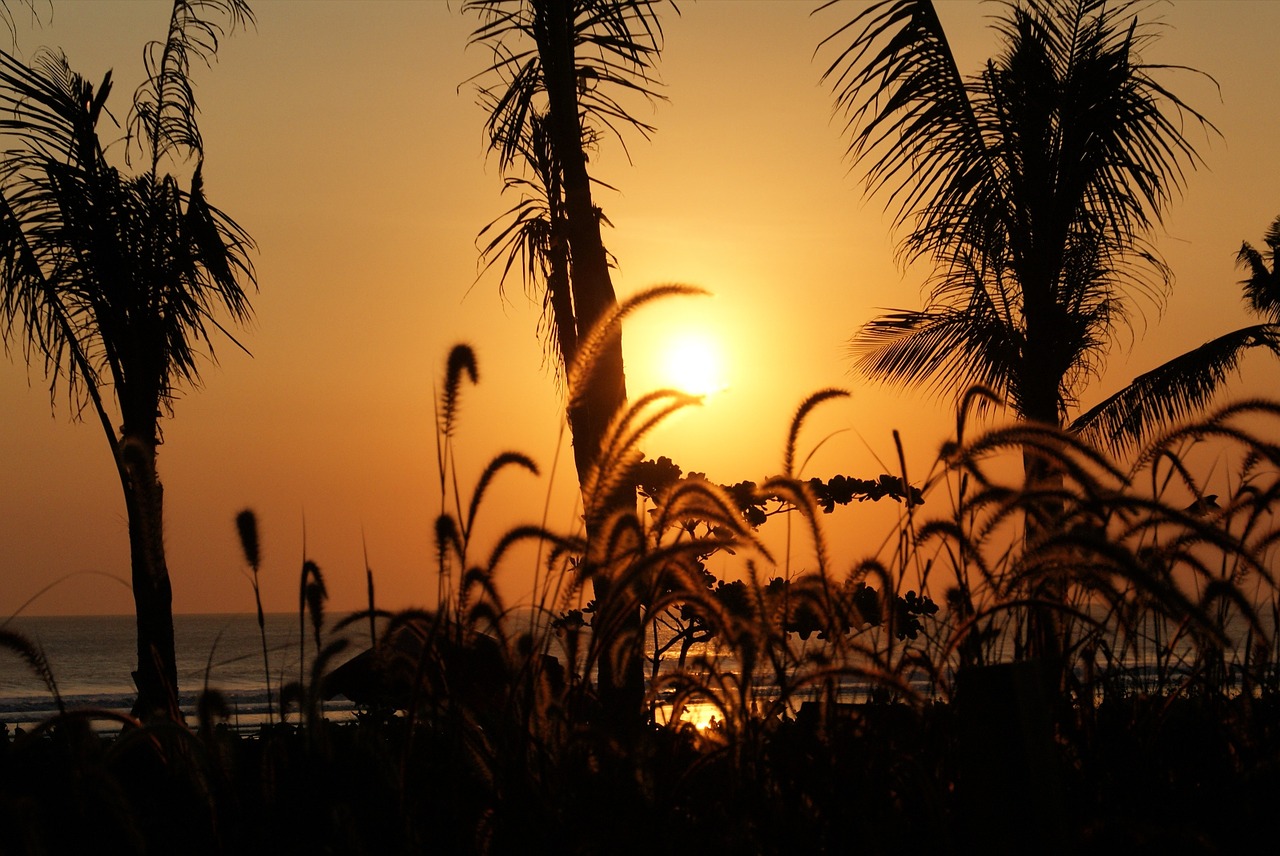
[817,0,999,263]
[1073,214,1280,455]
[1071,324,1280,455]
[129,0,254,167]
[466,0,670,169]
[0,49,116,417]
[1239,215,1280,321]
[475,106,578,379]
[854,306,1019,410]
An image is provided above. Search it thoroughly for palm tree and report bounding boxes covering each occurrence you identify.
[820,0,1212,672]
[466,0,672,715]
[820,0,1212,454]
[0,0,254,718]
[1072,216,1280,454]
[466,0,670,486]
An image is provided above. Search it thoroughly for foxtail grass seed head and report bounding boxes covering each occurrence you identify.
[236,508,260,570]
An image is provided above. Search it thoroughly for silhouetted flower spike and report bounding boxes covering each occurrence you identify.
[440,343,479,439]
[302,559,326,647]
[585,388,701,517]
[467,451,539,536]
[785,389,849,479]
[435,513,464,571]
[0,630,62,716]
[235,508,259,571]
[487,524,584,576]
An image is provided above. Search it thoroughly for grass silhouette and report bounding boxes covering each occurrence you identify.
[2,328,1280,853]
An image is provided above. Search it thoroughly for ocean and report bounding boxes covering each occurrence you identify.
[1,606,1260,732]
[0,613,364,728]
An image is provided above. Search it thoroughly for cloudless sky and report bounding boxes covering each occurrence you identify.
[2,1,1278,617]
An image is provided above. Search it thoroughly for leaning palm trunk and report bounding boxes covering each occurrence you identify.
[538,2,640,716]
[536,0,627,482]
[1019,338,1070,679]
[468,0,666,718]
[1021,446,1067,682]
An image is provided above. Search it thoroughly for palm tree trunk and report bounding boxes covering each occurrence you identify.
[1021,446,1066,676]
[117,433,180,719]
[539,0,626,473]
[1017,327,1067,687]
[538,0,641,720]
[546,223,577,375]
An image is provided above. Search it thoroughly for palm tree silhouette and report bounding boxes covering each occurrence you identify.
[466,0,669,486]
[820,0,1212,452]
[466,0,672,717]
[1073,216,1280,454]
[0,0,254,718]
[819,0,1213,670]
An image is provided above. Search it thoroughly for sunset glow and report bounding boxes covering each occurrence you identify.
[660,331,727,397]
[0,2,1277,618]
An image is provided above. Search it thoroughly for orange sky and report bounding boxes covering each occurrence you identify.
[2,1,1279,617]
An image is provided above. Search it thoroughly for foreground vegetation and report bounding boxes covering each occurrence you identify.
[3,340,1280,855]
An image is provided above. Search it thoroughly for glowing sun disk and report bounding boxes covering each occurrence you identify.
[662,333,726,397]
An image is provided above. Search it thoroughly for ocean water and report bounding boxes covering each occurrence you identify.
[2,606,1267,731]
[0,613,364,728]
[0,609,774,730]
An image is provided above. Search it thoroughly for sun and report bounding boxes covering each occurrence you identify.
[661,332,727,397]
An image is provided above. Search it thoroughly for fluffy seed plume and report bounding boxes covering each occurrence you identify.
[235,508,260,571]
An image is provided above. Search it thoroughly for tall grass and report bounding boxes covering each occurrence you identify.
[234,508,272,723]
[4,314,1280,852]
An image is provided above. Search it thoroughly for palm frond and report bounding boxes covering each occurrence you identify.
[852,305,1019,410]
[1238,215,1280,322]
[0,42,256,429]
[824,0,1212,433]
[1070,324,1280,455]
[818,0,995,263]
[0,2,49,48]
[466,0,672,167]
[0,49,117,427]
[474,108,578,378]
[129,0,255,166]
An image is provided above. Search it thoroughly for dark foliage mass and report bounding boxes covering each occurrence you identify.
[5,691,1277,855]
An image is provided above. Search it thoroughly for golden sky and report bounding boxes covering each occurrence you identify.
[2,1,1278,616]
